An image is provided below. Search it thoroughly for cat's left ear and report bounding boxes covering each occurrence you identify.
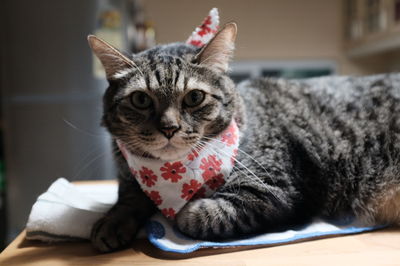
[87,35,135,80]
[195,22,237,73]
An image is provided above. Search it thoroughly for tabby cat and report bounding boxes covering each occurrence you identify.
[88,23,400,252]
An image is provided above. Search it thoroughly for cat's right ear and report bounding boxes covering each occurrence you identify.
[87,35,135,80]
[195,22,237,73]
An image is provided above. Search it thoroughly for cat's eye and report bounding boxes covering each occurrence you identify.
[131,91,153,109]
[183,90,205,107]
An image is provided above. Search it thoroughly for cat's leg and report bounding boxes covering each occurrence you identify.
[90,178,157,252]
[176,175,302,240]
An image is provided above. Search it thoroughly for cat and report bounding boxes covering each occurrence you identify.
[87,23,400,252]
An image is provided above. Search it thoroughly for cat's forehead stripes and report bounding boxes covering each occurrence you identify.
[118,68,185,98]
[122,76,148,95]
[186,78,212,93]
[146,57,186,91]
[110,43,225,104]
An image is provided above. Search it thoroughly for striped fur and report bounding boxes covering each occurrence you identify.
[177,74,400,239]
[90,34,400,251]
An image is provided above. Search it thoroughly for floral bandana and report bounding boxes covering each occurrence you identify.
[117,121,239,220]
[186,8,220,48]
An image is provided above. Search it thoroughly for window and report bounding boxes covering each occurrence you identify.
[229,60,336,83]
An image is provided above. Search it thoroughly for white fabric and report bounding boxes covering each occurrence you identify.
[25,178,385,252]
[25,178,118,242]
[117,121,240,219]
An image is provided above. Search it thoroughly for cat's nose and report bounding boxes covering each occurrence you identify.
[160,125,180,139]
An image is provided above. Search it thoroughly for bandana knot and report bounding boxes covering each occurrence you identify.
[186,8,220,48]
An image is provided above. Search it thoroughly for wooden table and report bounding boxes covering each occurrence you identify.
[1,181,400,265]
[1,226,400,265]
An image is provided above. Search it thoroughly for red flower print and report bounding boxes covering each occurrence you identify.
[206,173,225,190]
[192,187,206,199]
[129,167,137,176]
[198,16,212,37]
[181,179,202,201]
[200,155,222,181]
[204,15,212,26]
[221,124,238,146]
[144,190,163,206]
[139,167,157,187]
[160,162,186,183]
[231,148,238,166]
[162,208,176,219]
[189,40,203,47]
[187,148,201,161]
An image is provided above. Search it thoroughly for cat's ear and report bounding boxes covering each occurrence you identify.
[195,22,237,73]
[87,35,135,80]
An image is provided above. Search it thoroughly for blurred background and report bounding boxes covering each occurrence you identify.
[0,0,399,249]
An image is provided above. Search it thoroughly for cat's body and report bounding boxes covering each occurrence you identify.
[88,24,400,252]
[176,74,400,240]
[241,74,400,222]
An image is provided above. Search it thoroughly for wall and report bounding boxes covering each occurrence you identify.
[1,0,115,240]
[143,0,391,75]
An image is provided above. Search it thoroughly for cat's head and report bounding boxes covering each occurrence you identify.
[88,21,238,161]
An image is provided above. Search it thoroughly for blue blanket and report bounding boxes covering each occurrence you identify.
[146,213,386,253]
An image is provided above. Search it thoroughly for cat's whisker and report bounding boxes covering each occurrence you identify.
[199,140,283,202]
[71,142,128,181]
[131,64,145,78]
[63,118,109,138]
[227,165,246,196]
[200,138,273,184]
[197,140,255,181]
[202,136,274,178]
[105,52,145,78]
[195,141,249,197]
[201,136,279,187]
[71,149,115,181]
[74,146,108,174]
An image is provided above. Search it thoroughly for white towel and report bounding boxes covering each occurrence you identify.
[26,178,118,242]
[26,178,386,253]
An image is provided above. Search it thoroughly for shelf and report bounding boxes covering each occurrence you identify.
[344,0,400,58]
[346,27,400,57]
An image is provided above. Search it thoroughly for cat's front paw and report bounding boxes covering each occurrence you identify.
[176,197,237,240]
[90,213,138,252]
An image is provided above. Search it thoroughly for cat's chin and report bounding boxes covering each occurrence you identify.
[149,144,190,161]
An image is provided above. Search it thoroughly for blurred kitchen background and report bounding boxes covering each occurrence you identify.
[0,0,399,248]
